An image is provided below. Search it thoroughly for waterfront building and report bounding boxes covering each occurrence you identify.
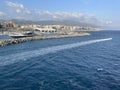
[34,27,57,33]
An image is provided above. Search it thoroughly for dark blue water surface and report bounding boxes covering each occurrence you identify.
[0,30,120,90]
[0,35,12,40]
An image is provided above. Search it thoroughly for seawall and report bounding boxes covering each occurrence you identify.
[0,33,90,47]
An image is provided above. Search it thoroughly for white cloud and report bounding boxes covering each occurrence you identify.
[106,21,112,24]
[0,11,6,17]
[4,1,108,26]
[6,1,23,8]
[35,10,105,25]
[6,1,31,14]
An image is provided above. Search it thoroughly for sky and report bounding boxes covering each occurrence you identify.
[0,0,120,29]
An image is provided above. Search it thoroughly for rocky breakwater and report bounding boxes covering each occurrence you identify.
[0,32,90,47]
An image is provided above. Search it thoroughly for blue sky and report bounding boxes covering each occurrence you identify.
[0,0,120,29]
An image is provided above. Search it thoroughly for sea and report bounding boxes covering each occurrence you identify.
[0,30,120,90]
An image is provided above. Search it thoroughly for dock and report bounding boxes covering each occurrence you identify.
[0,33,90,47]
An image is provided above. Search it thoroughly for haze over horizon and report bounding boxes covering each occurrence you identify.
[0,0,119,29]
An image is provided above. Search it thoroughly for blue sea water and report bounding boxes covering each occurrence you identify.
[0,35,12,40]
[0,30,120,90]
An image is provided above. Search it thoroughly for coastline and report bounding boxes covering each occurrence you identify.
[0,32,90,47]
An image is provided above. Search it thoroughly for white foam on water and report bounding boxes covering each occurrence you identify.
[0,38,112,66]
[97,68,104,71]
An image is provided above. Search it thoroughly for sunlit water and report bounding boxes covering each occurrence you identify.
[0,31,120,90]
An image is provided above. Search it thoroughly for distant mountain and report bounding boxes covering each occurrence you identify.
[1,19,98,27]
[0,19,6,22]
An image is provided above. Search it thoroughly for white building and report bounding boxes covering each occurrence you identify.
[34,27,57,33]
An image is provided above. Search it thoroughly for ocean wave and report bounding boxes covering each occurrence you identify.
[0,38,112,66]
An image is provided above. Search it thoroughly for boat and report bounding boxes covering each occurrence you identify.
[9,33,26,38]
[9,31,35,38]
[23,31,35,36]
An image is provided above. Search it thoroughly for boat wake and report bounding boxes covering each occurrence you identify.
[0,38,112,66]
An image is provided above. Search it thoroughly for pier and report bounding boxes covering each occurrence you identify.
[0,33,90,47]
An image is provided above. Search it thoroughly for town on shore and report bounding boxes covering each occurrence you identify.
[0,20,99,46]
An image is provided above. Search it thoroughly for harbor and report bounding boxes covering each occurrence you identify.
[0,21,94,47]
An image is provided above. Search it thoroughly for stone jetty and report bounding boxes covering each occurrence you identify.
[0,33,90,47]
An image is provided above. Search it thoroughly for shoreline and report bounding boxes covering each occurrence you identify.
[0,33,90,47]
